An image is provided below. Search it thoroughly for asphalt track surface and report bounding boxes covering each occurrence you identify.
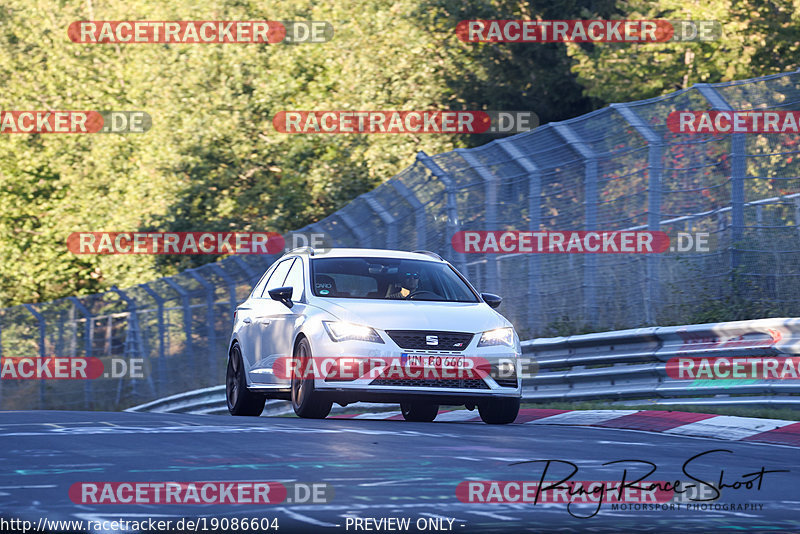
[0,410,798,533]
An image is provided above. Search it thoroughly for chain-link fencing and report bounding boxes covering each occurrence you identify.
[2,71,800,410]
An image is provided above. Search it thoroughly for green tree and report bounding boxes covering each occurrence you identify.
[566,0,800,103]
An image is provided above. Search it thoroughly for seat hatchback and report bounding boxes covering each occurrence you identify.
[226,248,521,424]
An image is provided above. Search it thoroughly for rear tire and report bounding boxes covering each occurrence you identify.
[291,337,332,419]
[478,397,520,424]
[226,343,267,416]
[400,401,439,422]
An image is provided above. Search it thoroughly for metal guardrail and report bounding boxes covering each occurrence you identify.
[127,385,250,416]
[126,385,397,416]
[129,318,800,415]
[523,317,800,406]
[125,385,293,416]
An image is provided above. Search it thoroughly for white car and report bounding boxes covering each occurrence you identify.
[226,248,521,424]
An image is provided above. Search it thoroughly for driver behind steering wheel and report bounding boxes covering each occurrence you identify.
[387,270,420,299]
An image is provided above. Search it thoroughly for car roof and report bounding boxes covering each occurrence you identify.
[287,247,445,262]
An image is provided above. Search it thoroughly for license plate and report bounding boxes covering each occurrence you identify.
[403,353,464,369]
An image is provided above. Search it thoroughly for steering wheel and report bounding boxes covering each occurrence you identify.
[406,290,441,300]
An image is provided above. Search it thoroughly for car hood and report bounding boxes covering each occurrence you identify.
[309,298,510,333]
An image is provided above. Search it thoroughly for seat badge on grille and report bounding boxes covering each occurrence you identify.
[426,335,439,346]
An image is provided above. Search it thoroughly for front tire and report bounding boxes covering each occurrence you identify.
[226,343,267,416]
[400,401,439,422]
[291,337,332,419]
[478,397,520,424]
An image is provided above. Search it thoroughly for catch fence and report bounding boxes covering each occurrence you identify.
[3,71,800,409]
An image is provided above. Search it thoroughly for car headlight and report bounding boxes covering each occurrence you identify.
[478,327,515,347]
[322,321,384,343]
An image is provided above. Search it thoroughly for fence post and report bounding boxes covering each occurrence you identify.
[232,256,260,285]
[795,197,800,240]
[497,138,542,332]
[696,84,745,276]
[163,278,196,382]
[756,204,763,240]
[289,222,330,250]
[109,286,156,403]
[416,151,465,272]
[68,297,94,408]
[139,283,166,395]
[390,179,427,250]
[188,269,218,380]
[458,150,499,294]
[23,304,46,408]
[56,309,66,358]
[337,209,371,248]
[211,264,239,322]
[365,195,397,250]
[613,103,664,324]
[553,123,599,324]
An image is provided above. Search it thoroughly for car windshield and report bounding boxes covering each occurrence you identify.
[310,257,479,302]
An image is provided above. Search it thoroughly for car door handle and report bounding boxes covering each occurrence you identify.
[255,317,271,325]
[243,317,252,324]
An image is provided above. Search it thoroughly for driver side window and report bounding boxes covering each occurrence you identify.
[251,268,273,299]
[261,258,294,297]
[283,258,305,301]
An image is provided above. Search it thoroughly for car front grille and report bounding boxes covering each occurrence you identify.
[369,377,490,389]
[385,330,474,351]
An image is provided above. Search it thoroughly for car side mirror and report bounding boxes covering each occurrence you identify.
[269,286,294,308]
[481,293,502,309]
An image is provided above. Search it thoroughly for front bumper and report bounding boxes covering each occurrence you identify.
[313,387,519,406]
[306,326,522,400]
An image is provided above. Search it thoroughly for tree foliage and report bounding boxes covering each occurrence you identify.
[0,0,796,306]
[566,0,800,103]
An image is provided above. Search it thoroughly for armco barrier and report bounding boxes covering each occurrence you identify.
[130,317,800,415]
[126,385,294,416]
[127,385,236,415]
[524,317,800,405]
[126,385,396,416]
